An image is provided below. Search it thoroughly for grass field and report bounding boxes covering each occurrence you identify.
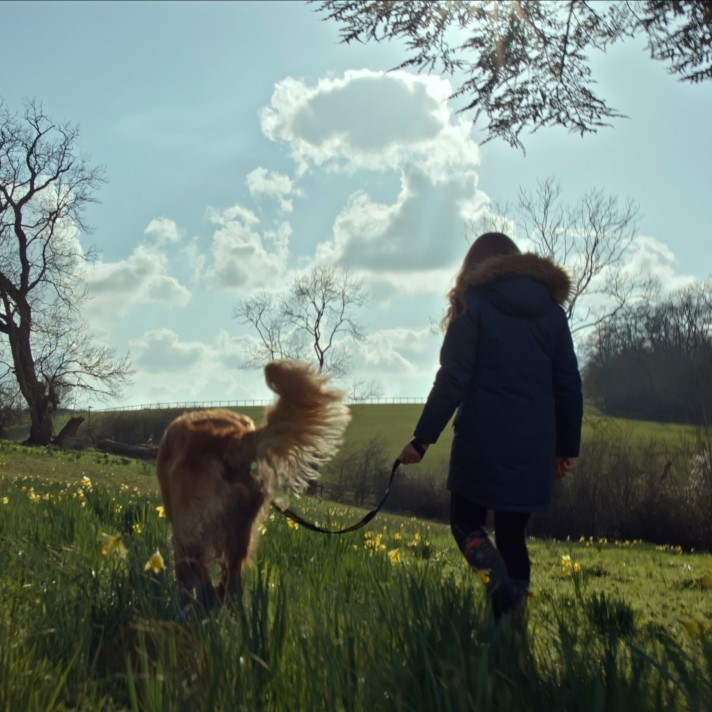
[44,402,702,479]
[1,441,711,710]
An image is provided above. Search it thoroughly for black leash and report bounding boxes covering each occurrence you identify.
[271,457,402,535]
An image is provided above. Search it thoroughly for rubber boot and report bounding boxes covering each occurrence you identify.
[462,528,522,620]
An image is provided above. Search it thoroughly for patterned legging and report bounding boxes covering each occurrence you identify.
[449,492,532,582]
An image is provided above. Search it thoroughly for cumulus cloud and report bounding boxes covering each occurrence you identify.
[622,235,697,292]
[355,326,439,372]
[145,217,181,244]
[316,164,486,272]
[130,329,205,373]
[119,328,272,406]
[181,238,208,286]
[204,204,291,290]
[247,167,300,213]
[260,69,479,177]
[116,322,441,407]
[85,243,191,316]
[260,69,487,274]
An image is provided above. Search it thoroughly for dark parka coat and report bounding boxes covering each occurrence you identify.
[413,253,583,512]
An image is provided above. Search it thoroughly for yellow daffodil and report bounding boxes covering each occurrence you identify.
[81,475,93,489]
[389,548,402,564]
[155,505,166,518]
[1,496,9,505]
[144,549,166,573]
[561,554,582,577]
[287,519,299,529]
[132,522,143,535]
[476,569,491,585]
[100,533,128,560]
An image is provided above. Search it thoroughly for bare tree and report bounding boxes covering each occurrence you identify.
[477,177,656,333]
[314,1,712,150]
[234,264,369,378]
[0,99,133,445]
[347,377,383,402]
[233,292,305,364]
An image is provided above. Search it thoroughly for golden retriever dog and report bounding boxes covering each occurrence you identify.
[156,359,350,608]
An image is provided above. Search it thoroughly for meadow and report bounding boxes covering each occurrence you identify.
[79,402,701,475]
[0,440,711,711]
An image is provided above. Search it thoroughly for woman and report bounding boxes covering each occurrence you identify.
[399,232,583,619]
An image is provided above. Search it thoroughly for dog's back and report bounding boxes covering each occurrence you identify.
[156,409,259,523]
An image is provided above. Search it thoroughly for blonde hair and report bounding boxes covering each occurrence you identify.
[443,232,520,328]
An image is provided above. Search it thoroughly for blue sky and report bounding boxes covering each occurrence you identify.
[3,1,711,409]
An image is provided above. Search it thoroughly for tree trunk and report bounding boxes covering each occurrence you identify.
[96,439,159,461]
[53,416,85,446]
[25,397,54,445]
[9,313,55,446]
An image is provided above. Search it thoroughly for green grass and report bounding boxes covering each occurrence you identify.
[0,440,157,492]
[14,403,704,480]
[582,413,697,447]
[1,443,711,711]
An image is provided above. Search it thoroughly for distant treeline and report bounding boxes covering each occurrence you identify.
[583,281,712,425]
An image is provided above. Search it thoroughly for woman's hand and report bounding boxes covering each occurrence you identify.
[556,456,577,480]
[399,440,429,464]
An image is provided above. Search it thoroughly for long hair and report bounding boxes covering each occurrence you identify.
[443,232,520,329]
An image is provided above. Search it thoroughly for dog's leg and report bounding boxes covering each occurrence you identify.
[217,520,255,603]
[174,543,218,610]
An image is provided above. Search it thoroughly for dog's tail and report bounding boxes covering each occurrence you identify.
[255,360,351,493]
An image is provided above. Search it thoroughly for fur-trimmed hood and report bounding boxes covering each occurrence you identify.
[465,253,570,304]
[462,253,571,318]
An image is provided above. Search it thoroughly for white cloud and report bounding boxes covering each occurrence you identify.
[246,167,300,213]
[85,243,191,316]
[120,328,273,406]
[119,320,443,407]
[145,217,181,244]
[181,238,208,286]
[260,69,480,177]
[316,164,486,272]
[622,235,697,292]
[355,326,439,372]
[131,328,206,373]
[260,69,487,274]
[362,269,455,309]
[204,204,291,290]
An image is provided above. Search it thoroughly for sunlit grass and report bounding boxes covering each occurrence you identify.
[1,443,711,710]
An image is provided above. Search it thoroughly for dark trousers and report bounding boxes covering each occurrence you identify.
[450,493,532,582]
